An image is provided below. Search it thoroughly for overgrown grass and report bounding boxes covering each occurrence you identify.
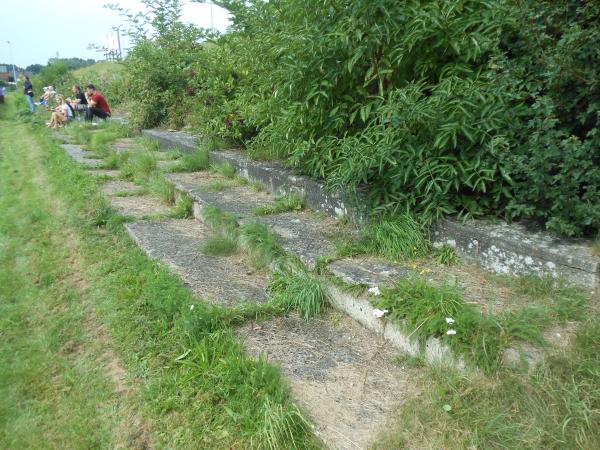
[377,317,600,449]
[435,245,459,265]
[174,148,210,172]
[374,277,589,373]
[254,192,305,215]
[211,161,236,179]
[335,215,430,261]
[200,237,239,256]
[147,175,176,205]
[238,222,287,270]
[203,179,237,192]
[169,193,194,219]
[120,152,157,181]
[201,204,239,240]
[0,106,319,449]
[269,266,330,320]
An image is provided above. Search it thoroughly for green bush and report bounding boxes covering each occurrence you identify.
[117,0,599,236]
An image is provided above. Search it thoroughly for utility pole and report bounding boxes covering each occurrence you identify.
[6,41,17,83]
[112,26,123,60]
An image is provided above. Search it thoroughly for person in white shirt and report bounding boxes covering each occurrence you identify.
[47,95,73,128]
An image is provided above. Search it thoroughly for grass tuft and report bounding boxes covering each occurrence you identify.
[173,148,210,172]
[201,205,239,240]
[211,162,236,178]
[435,245,459,265]
[335,215,430,261]
[269,266,330,320]
[238,222,286,270]
[200,237,238,256]
[254,193,305,215]
[147,175,176,205]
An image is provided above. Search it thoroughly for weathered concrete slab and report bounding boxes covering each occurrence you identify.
[125,219,268,305]
[142,129,197,152]
[166,171,275,217]
[61,144,103,167]
[101,180,142,196]
[110,195,171,218]
[111,138,146,154]
[143,129,599,290]
[51,131,74,143]
[433,218,598,290]
[87,169,120,178]
[252,212,338,268]
[237,311,413,450]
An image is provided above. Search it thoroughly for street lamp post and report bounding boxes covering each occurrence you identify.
[6,41,17,83]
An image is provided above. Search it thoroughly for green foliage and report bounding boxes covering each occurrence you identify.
[200,237,238,256]
[238,222,286,270]
[335,215,430,261]
[175,147,210,172]
[211,161,236,178]
[375,277,588,372]
[201,204,239,240]
[268,266,330,321]
[117,0,599,236]
[436,245,459,266]
[169,193,194,219]
[254,192,304,216]
[147,175,176,205]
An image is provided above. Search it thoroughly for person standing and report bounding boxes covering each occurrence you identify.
[84,84,111,121]
[0,85,5,104]
[23,76,35,112]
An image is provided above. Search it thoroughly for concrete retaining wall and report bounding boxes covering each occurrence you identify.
[142,128,599,291]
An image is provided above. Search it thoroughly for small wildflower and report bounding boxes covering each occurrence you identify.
[368,286,381,296]
[446,329,456,335]
[372,308,389,318]
[190,304,195,310]
[445,317,455,324]
[419,268,433,275]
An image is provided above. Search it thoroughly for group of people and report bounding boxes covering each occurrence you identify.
[22,76,111,128]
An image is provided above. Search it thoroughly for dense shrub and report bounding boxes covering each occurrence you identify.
[118,0,599,236]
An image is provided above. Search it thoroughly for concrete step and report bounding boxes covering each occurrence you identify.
[166,171,275,217]
[237,310,414,450]
[125,219,268,305]
[167,171,339,268]
[61,144,103,168]
[143,129,599,291]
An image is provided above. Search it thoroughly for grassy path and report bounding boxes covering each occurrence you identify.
[0,101,315,449]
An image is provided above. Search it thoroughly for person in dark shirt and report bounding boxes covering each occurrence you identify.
[23,76,35,112]
[84,84,111,121]
[70,85,88,121]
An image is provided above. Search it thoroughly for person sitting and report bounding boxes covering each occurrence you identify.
[70,85,88,121]
[37,86,56,106]
[47,95,73,128]
[84,84,111,121]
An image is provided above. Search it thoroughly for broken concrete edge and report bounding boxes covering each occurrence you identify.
[141,128,599,291]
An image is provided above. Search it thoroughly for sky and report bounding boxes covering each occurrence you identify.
[0,0,231,68]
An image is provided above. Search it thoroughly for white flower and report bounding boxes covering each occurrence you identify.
[372,308,388,318]
[445,317,455,324]
[446,329,456,335]
[190,304,195,310]
[368,286,381,296]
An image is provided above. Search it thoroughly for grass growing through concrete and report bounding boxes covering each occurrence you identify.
[172,147,210,172]
[374,277,588,372]
[376,317,600,449]
[269,265,331,320]
[239,222,287,270]
[335,215,430,261]
[254,192,305,215]
[0,96,319,449]
[211,161,236,178]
